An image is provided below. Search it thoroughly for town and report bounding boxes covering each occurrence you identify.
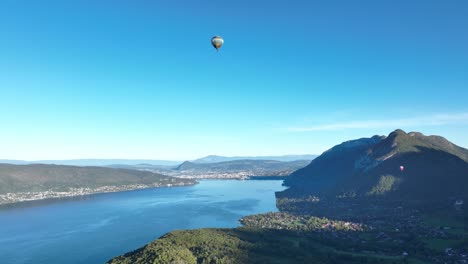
[241,196,468,263]
[0,181,194,206]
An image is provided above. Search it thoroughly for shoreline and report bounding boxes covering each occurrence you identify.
[176,175,288,180]
[0,181,196,207]
[0,177,286,207]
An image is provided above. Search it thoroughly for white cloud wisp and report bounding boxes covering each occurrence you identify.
[287,113,468,132]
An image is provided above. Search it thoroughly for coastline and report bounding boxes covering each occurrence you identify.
[0,176,286,207]
[0,181,196,206]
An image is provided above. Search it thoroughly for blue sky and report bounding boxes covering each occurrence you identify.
[1,0,467,160]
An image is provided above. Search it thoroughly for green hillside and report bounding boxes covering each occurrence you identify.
[0,164,195,194]
[282,129,468,201]
[175,159,310,176]
[107,228,411,264]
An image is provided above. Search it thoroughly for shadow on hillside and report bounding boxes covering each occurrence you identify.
[275,146,468,222]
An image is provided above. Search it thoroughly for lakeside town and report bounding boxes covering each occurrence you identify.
[169,171,265,180]
[0,181,195,206]
[0,165,289,206]
[147,168,292,180]
[265,196,468,263]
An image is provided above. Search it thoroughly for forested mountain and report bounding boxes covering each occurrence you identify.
[283,129,468,201]
[0,164,195,194]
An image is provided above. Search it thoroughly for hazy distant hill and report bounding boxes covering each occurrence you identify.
[173,159,311,178]
[0,159,182,167]
[107,163,175,170]
[107,159,314,179]
[0,164,194,194]
[0,160,30,165]
[0,156,316,168]
[283,129,468,200]
[192,155,317,163]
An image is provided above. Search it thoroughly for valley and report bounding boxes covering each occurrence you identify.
[0,157,312,205]
[108,130,468,264]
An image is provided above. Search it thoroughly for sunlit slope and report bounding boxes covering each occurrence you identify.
[282,129,468,200]
[107,228,405,264]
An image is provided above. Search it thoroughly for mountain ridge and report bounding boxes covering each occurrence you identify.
[0,163,195,197]
[172,159,311,178]
[0,159,182,167]
[192,155,317,163]
[0,155,318,167]
[282,129,468,201]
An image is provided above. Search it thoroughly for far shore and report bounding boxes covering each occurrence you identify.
[0,176,287,207]
[0,181,196,207]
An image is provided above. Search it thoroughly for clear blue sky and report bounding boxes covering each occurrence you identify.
[1,0,467,160]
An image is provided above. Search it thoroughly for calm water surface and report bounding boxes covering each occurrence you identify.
[0,180,285,264]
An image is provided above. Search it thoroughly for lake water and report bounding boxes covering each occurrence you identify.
[0,180,285,264]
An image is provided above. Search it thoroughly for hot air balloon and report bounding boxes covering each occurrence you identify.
[400,166,405,172]
[211,36,224,51]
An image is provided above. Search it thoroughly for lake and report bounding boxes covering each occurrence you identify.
[0,180,285,264]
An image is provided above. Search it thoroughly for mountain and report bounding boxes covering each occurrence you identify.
[173,159,311,178]
[0,160,29,165]
[34,159,182,166]
[0,156,316,167]
[283,129,468,201]
[107,163,176,170]
[107,130,468,264]
[192,155,317,163]
[0,163,195,195]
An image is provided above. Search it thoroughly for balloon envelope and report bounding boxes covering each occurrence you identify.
[211,36,224,51]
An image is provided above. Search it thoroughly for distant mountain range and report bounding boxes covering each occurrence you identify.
[282,129,468,201]
[108,159,312,179]
[0,159,30,165]
[0,155,317,167]
[0,159,182,167]
[192,155,318,163]
[172,159,311,178]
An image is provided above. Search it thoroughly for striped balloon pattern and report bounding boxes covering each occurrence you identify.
[211,36,224,51]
